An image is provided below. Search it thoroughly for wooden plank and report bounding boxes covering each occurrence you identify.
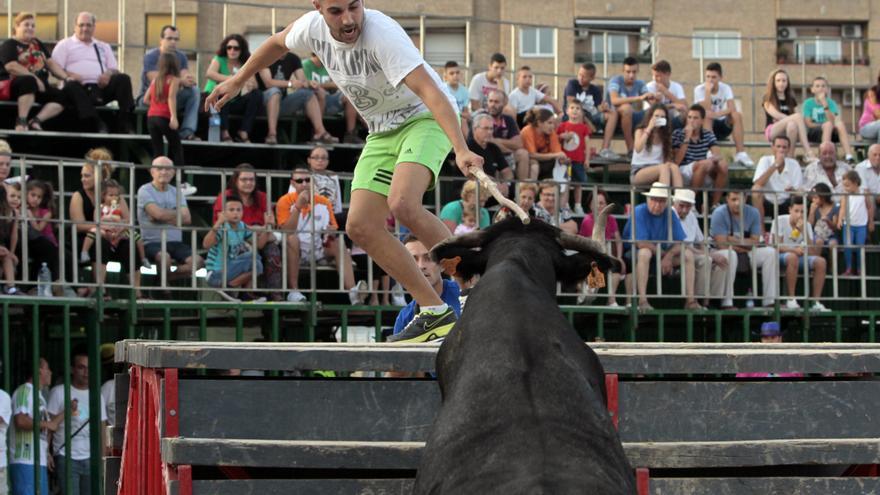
[161,438,880,470]
[168,479,414,495]
[649,477,880,494]
[114,372,129,429]
[619,381,880,442]
[117,340,880,374]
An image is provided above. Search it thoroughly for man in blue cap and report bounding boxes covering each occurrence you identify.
[759,321,783,343]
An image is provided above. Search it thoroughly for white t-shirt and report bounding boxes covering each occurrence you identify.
[9,383,49,466]
[0,389,10,466]
[680,210,704,244]
[285,9,456,134]
[287,173,343,214]
[753,155,804,205]
[295,201,336,261]
[468,72,510,109]
[48,385,107,460]
[101,380,116,428]
[770,214,814,247]
[856,160,880,196]
[646,80,685,107]
[507,86,545,114]
[844,191,869,227]
[694,81,735,120]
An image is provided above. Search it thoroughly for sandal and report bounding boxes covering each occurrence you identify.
[14,117,27,131]
[310,132,339,144]
[221,132,233,143]
[264,134,277,145]
[28,117,43,131]
[684,301,705,311]
[234,132,251,143]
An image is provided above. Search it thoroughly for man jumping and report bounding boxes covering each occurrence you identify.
[206,0,483,343]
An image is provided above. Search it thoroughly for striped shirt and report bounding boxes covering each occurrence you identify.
[672,128,717,165]
[9,382,49,465]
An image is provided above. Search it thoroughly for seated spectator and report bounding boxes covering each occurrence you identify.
[23,179,60,283]
[275,166,364,304]
[763,69,813,158]
[837,170,872,276]
[71,148,141,297]
[0,185,18,294]
[144,52,184,164]
[468,52,509,111]
[672,104,729,208]
[534,180,577,234]
[300,146,343,214]
[493,182,539,222]
[521,107,569,181]
[622,183,698,311]
[4,183,20,210]
[264,52,335,145]
[578,189,623,307]
[204,195,271,301]
[440,180,490,232]
[453,205,478,235]
[564,63,620,159]
[752,135,804,223]
[139,25,200,141]
[0,141,10,182]
[770,196,829,312]
[443,61,470,133]
[856,143,880,205]
[803,141,850,195]
[1,12,68,131]
[673,189,730,308]
[710,190,778,308]
[79,179,148,269]
[631,103,683,188]
[608,57,655,154]
[694,63,753,166]
[136,156,202,286]
[482,89,529,179]
[51,12,134,133]
[645,60,687,129]
[858,72,880,143]
[557,101,591,215]
[506,66,560,126]
[807,183,839,250]
[302,52,358,143]
[213,163,282,300]
[802,76,855,163]
[204,34,263,143]
[468,113,513,198]
[736,322,804,378]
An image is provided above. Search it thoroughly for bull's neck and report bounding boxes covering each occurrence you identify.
[485,239,558,294]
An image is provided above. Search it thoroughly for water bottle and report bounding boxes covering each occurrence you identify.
[37,262,53,297]
[208,106,221,142]
[745,289,755,309]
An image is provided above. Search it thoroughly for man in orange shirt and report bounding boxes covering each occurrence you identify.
[276,166,364,304]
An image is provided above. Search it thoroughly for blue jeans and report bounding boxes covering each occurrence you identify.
[54,456,90,495]
[10,464,48,495]
[843,224,867,270]
[207,252,264,287]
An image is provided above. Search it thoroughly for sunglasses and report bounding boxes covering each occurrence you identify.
[226,45,241,51]
[293,178,311,184]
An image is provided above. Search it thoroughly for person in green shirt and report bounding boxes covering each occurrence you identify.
[803,76,855,163]
[302,52,362,143]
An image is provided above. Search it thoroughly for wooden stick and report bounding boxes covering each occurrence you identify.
[468,167,530,224]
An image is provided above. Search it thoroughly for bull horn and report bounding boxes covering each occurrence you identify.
[557,203,615,254]
[592,203,615,244]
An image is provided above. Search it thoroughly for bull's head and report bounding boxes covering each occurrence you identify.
[431,205,618,287]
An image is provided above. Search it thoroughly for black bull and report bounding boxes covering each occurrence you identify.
[414,212,635,494]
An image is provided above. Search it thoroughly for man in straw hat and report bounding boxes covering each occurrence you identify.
[622,182,701,311]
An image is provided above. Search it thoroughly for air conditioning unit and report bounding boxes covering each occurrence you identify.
[842,24,863,39]
[777,26,797,40]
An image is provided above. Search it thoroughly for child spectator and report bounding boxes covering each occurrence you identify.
[578,189,623,307]
[507,66,560,127]
[803,76,855,163]
[203,195,271,300]
[23,179,59,286]
[443,61,470,132]
[0,185,19,295]
[837,171,873,276]
[4,182,20,211]
[769,196,829,312]
[145,52,184,164]
[557,100,591,215]
[859,72,880,143]
[763,69,813,159]
[808,183,839,250]
[453,206,478,235]
[79,180,149,268]
[521,107,570,181]
[440,180,491,231]
[631,103,682,187]
[565,63,620,159]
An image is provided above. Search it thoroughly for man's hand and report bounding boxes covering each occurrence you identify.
[98,71,112,88]
[660,255,674,275]
[455,149,485,177]
[205,75,244,111]
[66,72,84,83]
[295,189,311,210]
[264,210,275,226]
[774,149,787,172]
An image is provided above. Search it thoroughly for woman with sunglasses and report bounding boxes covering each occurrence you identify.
[204,34,263,142]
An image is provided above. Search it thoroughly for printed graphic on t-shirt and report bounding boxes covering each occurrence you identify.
[563,133,581,152]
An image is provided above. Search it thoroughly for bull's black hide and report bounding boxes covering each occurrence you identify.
[414,217,635,494]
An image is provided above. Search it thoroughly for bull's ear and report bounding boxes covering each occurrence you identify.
[431,231,489,280]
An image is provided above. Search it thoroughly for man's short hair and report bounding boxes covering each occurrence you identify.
[790,195,805,206]
[490,52,507,65]
[291,165,310,178]
[444,61,459,69]
[706,62,723,75]
[623,56,638,67]
[488,88,507,103]
[812,75,828,84]
[518,65,531,73]
[580,62,596,73]
[472,112,493,128]
[652,60,671,73]
[225,194,243,205]
[402,234,420,245]
[160,25,177,39]
[773,135,792,147]
[688,103,706,119]
[538,180,558,194]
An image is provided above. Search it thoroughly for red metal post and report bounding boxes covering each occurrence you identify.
[605,373,620,429]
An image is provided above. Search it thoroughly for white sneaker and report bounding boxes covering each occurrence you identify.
[735,151,754,167]
[607,301,620,308]
[573,204,585,216]
[79,251,91,264]
[348,280,368,305]
[845,154,855,164]
[811,301,831,312]
[598,148,622,160]
[287,290,306,303]
[785,299,801,310]
[180,182,198,196]
[391,283,407,306]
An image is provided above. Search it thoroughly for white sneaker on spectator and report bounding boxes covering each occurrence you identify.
[811,301,830,312]
[391,283,406,306]
[215,290,240,302]
[734,151,754,167]
[180,182,198,196]
[845,154,855,164]
[785,299,801,310]
[287,290,306,303]
[598,148,622,160]
[573,204,585,216]
[348,280,368,305]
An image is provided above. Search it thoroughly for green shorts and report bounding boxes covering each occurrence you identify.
[352,112,452,196]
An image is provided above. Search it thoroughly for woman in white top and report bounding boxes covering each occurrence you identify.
[631,103,683,187]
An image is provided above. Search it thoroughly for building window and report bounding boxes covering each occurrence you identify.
[574,19,651,65]
[399,21,466,67]
[589,34,628,64]
[521,27,554,57]
[692,30,741,59]
[776,23,868,65]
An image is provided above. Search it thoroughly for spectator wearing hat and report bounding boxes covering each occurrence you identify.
[621,182,699,311]
[737,322,804,378]
[673,189,730,307]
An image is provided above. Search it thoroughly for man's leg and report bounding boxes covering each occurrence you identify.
[812,256,827,299]
[784,253,798,296]
[711,159,729,206]
[285,234,302,290]
[103,73,134,131]
[683,248,696,304]
[177,85,200,138]
[76,458,90,495]
[694,251,710,300]
[751,186,765,222]
[731,112,746,153]
[755,247,779,306]
[712,249,737,307]
[618,104,634,152]
[636,247,653,307]
[514,148,530,180]
[602,110,618,150]
[835,117,854,158]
